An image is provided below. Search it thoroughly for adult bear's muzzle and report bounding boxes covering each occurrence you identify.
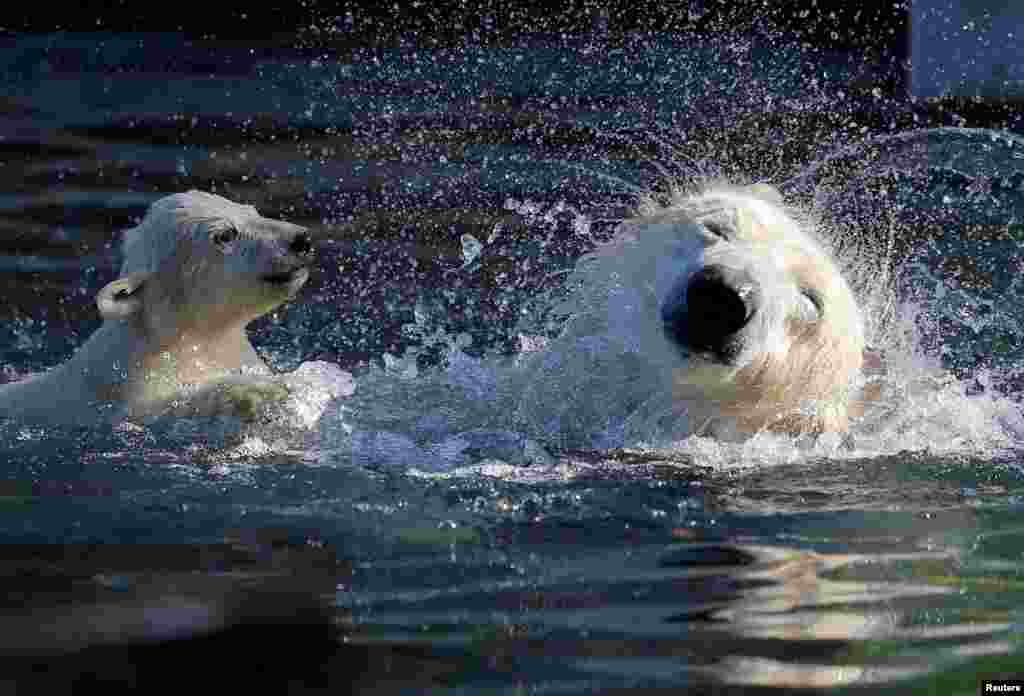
[662,264,760,363]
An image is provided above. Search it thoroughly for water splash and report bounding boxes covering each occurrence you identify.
[285,127,1024,475]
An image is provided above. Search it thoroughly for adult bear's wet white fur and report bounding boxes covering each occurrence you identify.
[514,183,867,446]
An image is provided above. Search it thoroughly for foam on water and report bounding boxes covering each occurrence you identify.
[267,294,1022,481]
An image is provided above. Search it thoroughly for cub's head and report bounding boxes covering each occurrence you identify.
[645,184,865,434]
[98,191,314,330]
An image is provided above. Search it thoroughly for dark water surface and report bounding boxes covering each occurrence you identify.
[1,23,1024,694]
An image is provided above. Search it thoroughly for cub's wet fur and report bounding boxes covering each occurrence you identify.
[0,191,313,427]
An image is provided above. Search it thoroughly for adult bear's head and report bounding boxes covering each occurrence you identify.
[644,184,865,435]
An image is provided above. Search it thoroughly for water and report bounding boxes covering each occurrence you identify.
[2,23,1024,693]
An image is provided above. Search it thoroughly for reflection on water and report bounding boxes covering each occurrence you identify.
[1,24,1023,694]
[339,528,1021,691]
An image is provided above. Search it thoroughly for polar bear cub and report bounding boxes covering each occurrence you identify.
[0,191,314,427]
[515,183,866,445]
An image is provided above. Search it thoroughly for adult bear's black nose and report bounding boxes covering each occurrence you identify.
[662,265,760,360]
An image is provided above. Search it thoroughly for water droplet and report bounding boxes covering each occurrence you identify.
[460,233,483,267]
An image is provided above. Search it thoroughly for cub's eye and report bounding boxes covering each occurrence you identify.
[798,287,824,320]
[211,226,239,247]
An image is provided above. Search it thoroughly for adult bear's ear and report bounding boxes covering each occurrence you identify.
[746,183,783,204]
[97,272,150,320]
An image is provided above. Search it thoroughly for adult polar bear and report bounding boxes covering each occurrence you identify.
[515,183,867,446]
[0,191,314,427]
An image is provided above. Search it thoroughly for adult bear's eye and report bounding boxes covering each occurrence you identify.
[798,287,823,320]
[701,220,730,240]
[211,225,239,247]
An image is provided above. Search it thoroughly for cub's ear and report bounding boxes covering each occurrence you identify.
[746,182,783,204]
[97,272,150,320]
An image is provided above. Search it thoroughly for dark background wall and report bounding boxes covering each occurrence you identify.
[5,0,909,56]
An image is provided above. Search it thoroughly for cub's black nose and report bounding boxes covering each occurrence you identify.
[662,265,760,360]
[289,231,314,257]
